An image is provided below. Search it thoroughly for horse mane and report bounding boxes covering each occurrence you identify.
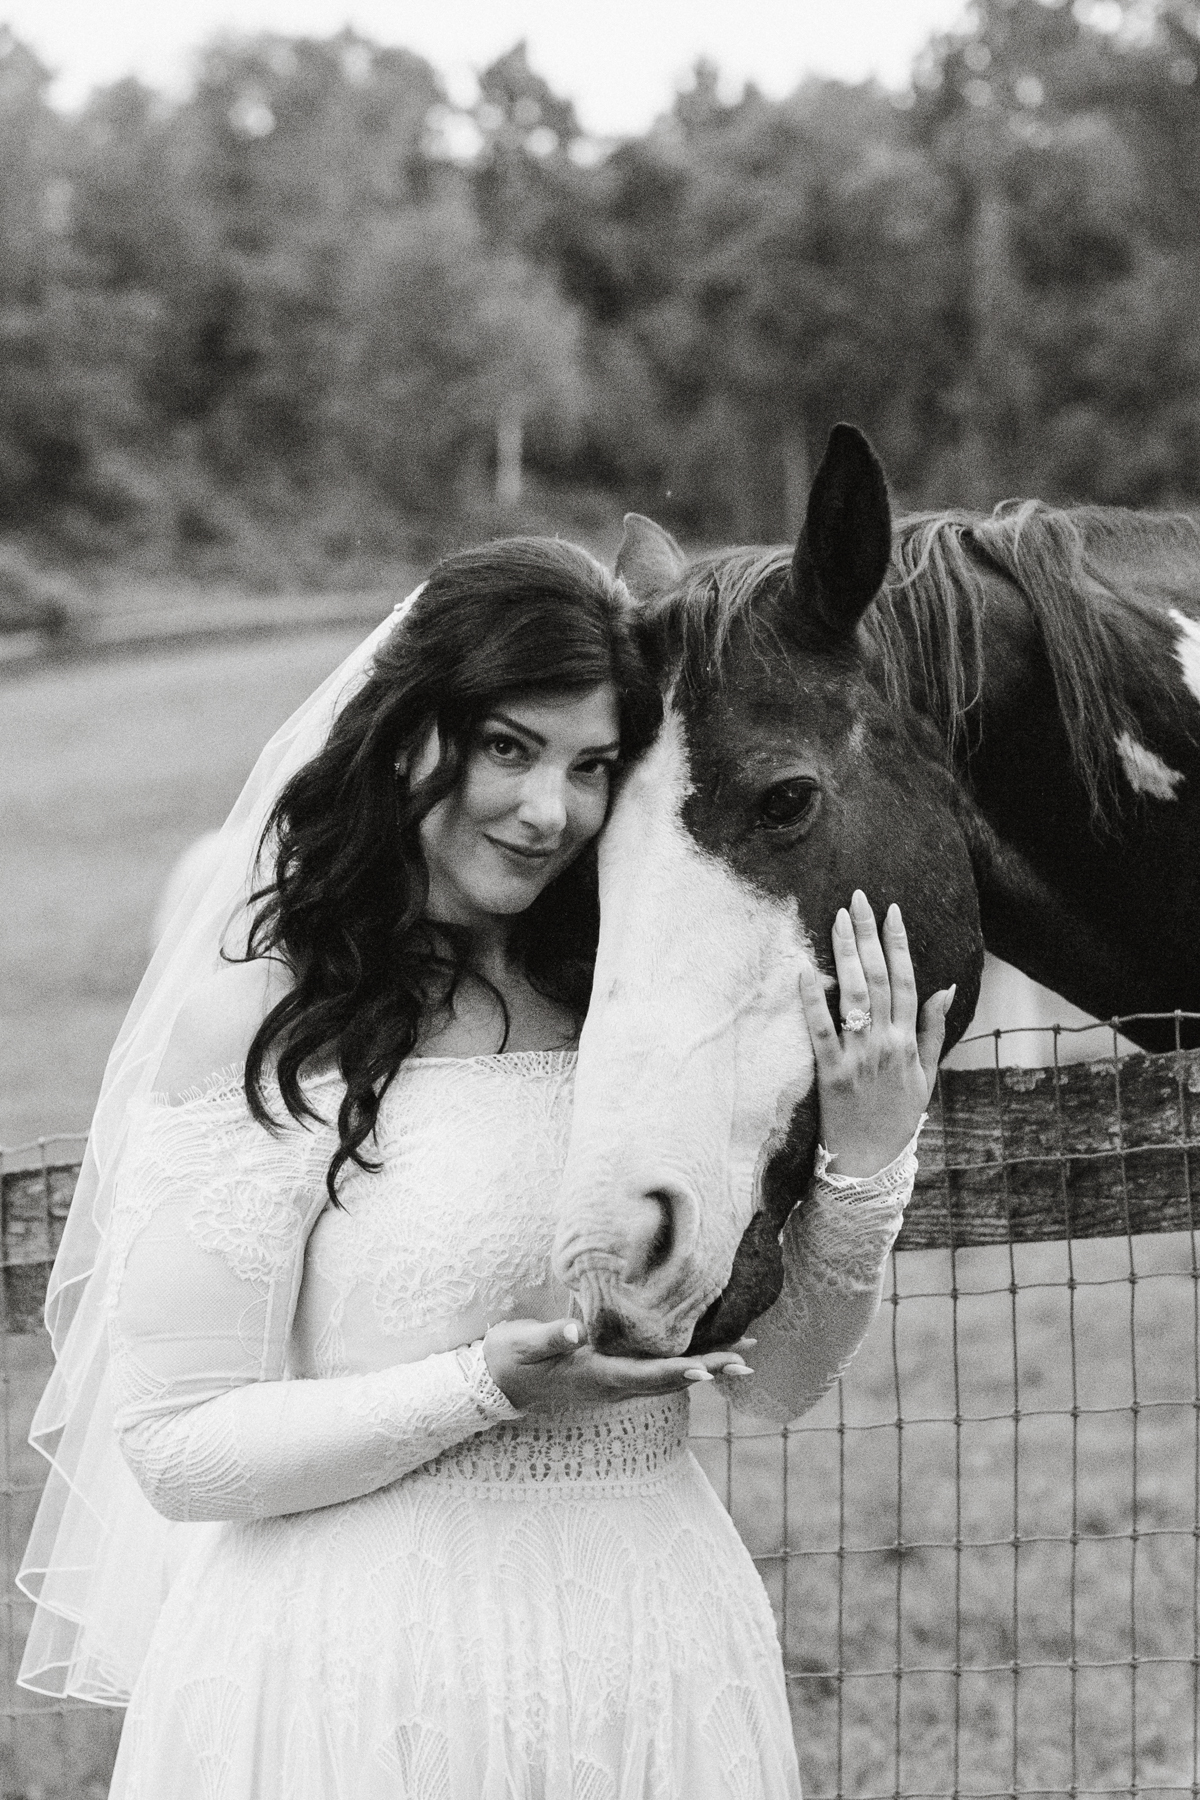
[654,546,795,695]
[660,503,1198,824]
[880,502,1200,819]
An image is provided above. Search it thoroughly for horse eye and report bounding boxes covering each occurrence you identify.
[757,778,819,831]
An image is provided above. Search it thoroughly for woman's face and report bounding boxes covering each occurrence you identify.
[418,683,621,930]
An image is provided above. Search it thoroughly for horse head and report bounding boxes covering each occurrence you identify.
[553,424,985,1358]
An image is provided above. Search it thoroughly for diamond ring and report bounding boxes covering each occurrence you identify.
[842,1008,872,1034]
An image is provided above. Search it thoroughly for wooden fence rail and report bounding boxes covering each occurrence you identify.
[901,1040,1200,1248]
[2,1045,1197,1332]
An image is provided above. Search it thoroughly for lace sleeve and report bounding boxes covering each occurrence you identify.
[106,1086,519,1523]
[725,1123,922,1426]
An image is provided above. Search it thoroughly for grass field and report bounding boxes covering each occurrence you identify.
[691,1228,1200,1798]
[1,627,373,1149]
[2,632,1198,1797]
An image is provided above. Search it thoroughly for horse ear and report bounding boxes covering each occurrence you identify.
[616,513,686,603]
[788,423,892,638]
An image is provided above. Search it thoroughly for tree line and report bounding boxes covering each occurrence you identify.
[2,0,1200,593]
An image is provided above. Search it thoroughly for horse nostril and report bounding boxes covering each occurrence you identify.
[644,1191,675,1271]
[623,1187,680,1282]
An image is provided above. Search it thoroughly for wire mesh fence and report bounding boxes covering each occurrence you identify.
[2,1017,1199,1798]
[693,1015,1200,1800]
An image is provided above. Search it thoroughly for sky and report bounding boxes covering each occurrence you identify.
[2,0,973,133]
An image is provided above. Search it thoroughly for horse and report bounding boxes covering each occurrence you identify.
[553,423,1200,1360]
[940,952,1138,1070]
[879,485,1200,1053]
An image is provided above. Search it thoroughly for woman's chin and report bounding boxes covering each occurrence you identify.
[468,870,557,918]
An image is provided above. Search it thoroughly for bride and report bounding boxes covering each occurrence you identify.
[19,535,949,1797]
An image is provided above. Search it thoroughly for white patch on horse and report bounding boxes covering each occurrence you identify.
[555,705,818,1352]
[1169,607,1200,707]
[1115,730,1184,801]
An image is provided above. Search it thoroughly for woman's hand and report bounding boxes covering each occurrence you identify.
[799,889,954,1179]
[482,1318,755,1412]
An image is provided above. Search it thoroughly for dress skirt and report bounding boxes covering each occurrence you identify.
[108,1396,802,1800]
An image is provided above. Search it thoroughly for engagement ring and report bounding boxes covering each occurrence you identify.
[842,1008,872,1034]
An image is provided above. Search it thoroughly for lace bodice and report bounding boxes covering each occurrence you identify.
[106,1052,916,1523]
[293,1052,575,1377]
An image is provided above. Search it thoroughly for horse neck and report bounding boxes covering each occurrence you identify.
[953,530,1200,845]
[886,515,1200,1039]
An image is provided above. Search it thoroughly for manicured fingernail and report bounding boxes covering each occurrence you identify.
[851,889,871,916]
[736,1337,758,1349]
[724,1364,754,1377]
[944,983,957,1010]
[886,903,903,930]
[562,1321,581,1345]
[835,907,852,934]
[683,1369,714,1383]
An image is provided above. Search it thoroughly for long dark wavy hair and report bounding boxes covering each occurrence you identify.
[241,537,662,1202]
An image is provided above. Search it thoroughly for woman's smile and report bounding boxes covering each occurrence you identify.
[484,835,556,863]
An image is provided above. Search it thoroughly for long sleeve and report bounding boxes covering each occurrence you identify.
[106,1084,520,1524]
[727,1129,921,1425]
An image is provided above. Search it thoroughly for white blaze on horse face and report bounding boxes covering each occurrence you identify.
[1115,730,1184,801]
[554,706,817,1356]
[1170,608,1200,707]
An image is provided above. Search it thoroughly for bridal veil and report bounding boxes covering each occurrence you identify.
[17,592,419,1703]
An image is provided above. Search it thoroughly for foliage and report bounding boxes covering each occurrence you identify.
[0,539,79,634]
[3,5,1200,590]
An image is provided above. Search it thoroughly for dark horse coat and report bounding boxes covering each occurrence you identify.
[556,424,1200,1349]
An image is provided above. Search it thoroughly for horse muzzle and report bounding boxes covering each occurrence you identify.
[554,1169,722,1358]
[567,1260,721,1360]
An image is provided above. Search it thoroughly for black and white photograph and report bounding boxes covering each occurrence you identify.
[2,0,1199,1793]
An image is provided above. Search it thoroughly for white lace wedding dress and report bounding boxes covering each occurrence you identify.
[102,1048,916,1799]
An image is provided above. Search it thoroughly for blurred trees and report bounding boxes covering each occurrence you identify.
[527,71,961,536]
[0,29,90,524]
[3,3,1200,582]
[907,0,1200,504]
